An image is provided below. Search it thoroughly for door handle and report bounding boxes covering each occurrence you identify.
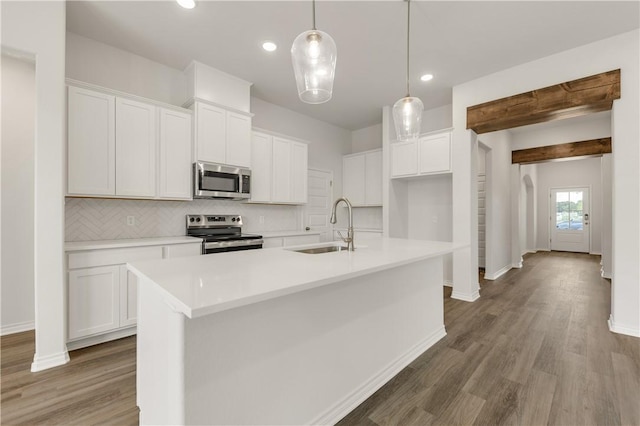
[305,226,310,231]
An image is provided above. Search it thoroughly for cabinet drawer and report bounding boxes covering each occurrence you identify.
[68,246,163,270]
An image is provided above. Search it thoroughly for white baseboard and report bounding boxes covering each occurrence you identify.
[484,264,512,280]
[590,251,602,256]
[443,279,453,288]
[31,350,70,372]
[310,326,447,425]
[601,268,612,279]
[451,288,481,302]
[536,248,551,252]
[608,315,640,338]
[67,326,136,351]
[1,320,35,336]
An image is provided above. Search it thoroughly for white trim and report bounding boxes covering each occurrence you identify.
[309,326,446,426]
[443,279,454,288]
[184,97,254,117]
[608,315,640,338]
[589,251,602,256]
[252,126,311,146]
[451,289,481,302]
[66,326,137,351]
[1,320,35,336]
[601,268,612,279]
[536,248,551,252]
[484,264,512,280]
[31,350,70,372]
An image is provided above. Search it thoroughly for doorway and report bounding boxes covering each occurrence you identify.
[303,169,334,242]
[550,187,590,253]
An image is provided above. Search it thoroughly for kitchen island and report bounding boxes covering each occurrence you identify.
[128,238,464,425]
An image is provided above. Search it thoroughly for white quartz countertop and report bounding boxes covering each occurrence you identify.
[128,238,467,319]
[252,230,322,238]
[65,236,202,252]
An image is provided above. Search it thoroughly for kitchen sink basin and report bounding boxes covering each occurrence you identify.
[290,245,350,254]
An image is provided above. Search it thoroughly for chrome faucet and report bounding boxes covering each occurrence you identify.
[330,197,355,251]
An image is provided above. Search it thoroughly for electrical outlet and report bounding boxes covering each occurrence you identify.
[259,216,265,224]
[127,216,135,226]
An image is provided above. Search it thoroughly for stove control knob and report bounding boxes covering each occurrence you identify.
[189,217,194,223]
[231,217,236,222]
[196,217,201,223]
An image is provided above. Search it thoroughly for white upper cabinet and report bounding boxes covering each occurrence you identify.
[225,112,252,168]
[68,86,116,196]
[250,130,308,205]
[195,102,226,164]
[250,132,273,203]
[67,83,193,200]
[193,100,252,168]
[159,108,192,199]
[391,130,452,178]
[116,97,157,197]
[343,149,382,206]
[418,132,451,175]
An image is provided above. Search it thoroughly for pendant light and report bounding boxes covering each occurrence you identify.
[392,0,423,142]
[291,0,337,104]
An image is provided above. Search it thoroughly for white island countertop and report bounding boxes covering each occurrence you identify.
[128,238,466,319]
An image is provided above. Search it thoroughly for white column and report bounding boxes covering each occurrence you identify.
[511,164,523,268]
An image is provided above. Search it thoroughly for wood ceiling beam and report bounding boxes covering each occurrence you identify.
[511,137,612,164]
[467,70,620,134]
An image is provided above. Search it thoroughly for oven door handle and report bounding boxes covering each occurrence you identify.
[204,239,263,250]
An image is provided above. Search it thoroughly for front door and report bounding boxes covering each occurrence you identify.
[303,169,334,242]
[550,187,590,253]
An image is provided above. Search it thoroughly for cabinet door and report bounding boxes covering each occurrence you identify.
[391,141,418,177]
[365,150,383,205]
[119,266,137,328]
[291,142,308,203]
[159,108,192,199]
[68,266,120,340]
[225,112,251,168]
[67,86,116,196]
[196,102,226,164]
[116,98,157,197]
[163,243,202,258]
[250,132,273,202]
[272,137,292,202]
[419,133,451,174]
[343,155,366,206]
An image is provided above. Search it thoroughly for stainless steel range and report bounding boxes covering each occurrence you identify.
[186,215,263,254]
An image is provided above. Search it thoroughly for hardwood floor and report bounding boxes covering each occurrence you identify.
[1,252,638,425]
[338,252,640,426]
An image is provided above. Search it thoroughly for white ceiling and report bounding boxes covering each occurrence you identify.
[66,1,639,131]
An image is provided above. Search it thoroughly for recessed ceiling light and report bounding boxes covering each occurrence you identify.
[420,74,434,82]
[262,41,278,52]
[176,0,195,9]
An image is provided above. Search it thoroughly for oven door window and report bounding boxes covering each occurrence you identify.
[201,171,239,193]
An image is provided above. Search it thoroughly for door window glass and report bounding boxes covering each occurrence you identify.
[555,191,583,231]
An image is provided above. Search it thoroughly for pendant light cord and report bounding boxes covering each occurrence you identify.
[405,0,411,97]
[312,0,317,30]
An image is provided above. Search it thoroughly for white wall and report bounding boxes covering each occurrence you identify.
[520,164,537,254]
[351,123,382,153]
[534,158,603,254]
[511,111,611,150]
[601,154,612,278]
[477,131,513,279]
[66,32,186,106]
[452,29,639,336]
[1,1,68,371]
[1,55,35,335]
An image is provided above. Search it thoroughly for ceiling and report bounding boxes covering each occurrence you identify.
[66,1,639,131]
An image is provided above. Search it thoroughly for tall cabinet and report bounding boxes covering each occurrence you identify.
[343,149,382,206]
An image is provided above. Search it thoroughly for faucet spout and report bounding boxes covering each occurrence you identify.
[330,197,355,251]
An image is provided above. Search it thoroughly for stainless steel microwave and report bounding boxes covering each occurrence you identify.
[193,162,251,200]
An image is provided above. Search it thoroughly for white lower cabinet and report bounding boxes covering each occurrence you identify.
[68,266,120,340]
[66,240,201,349]
[262,234,321,248]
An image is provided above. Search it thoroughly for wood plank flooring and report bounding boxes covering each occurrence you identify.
[1,251,639,425]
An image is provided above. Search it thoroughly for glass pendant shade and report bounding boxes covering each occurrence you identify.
[291,29,337,104]
[393,96,424,142]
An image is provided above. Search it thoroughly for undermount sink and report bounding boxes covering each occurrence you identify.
[290,245,350,254]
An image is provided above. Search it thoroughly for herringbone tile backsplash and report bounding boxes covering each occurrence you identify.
[65,198,300,241]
